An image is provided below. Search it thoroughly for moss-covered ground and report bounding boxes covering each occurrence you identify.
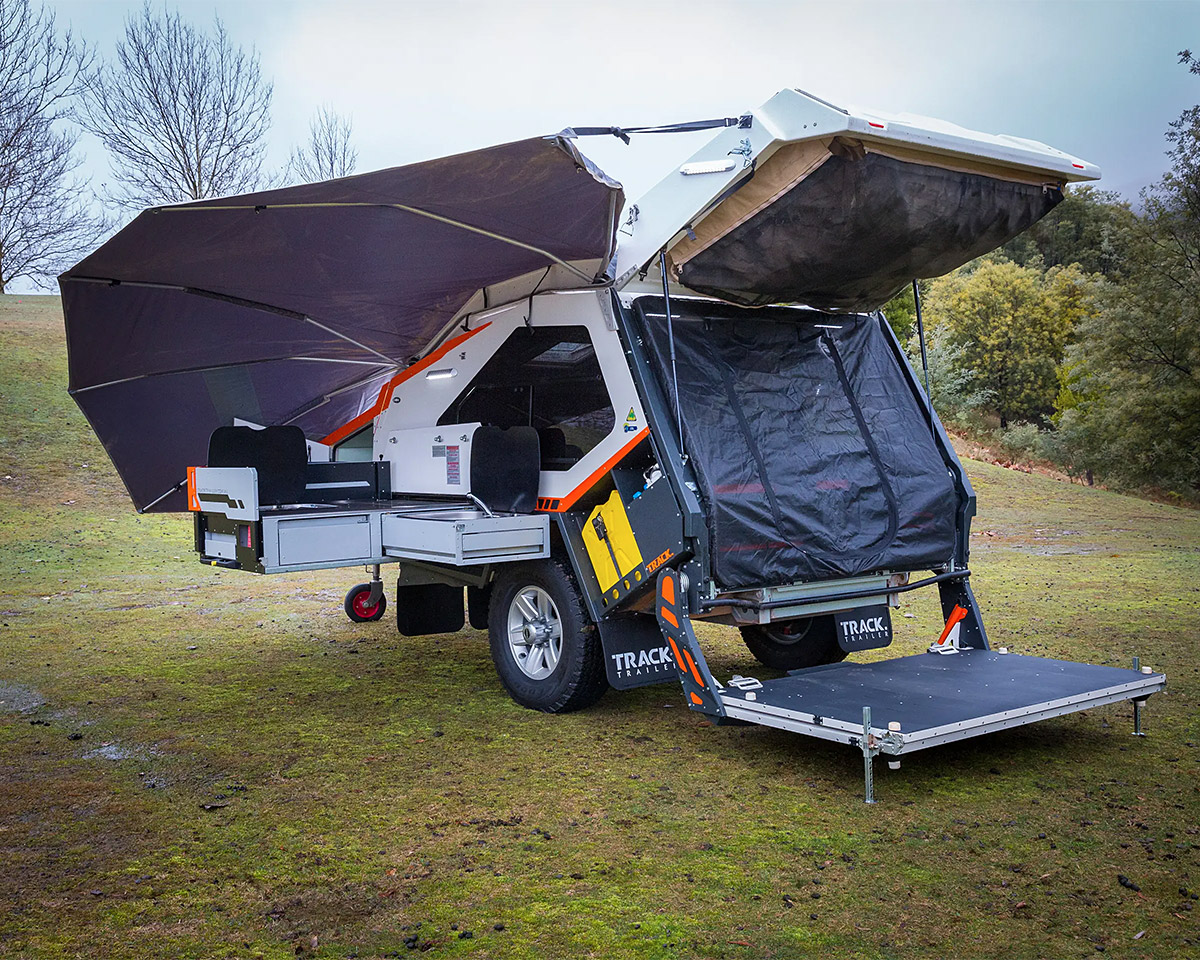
[1,295,1197,958]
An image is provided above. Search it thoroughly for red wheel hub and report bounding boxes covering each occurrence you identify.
[352,590,379,618]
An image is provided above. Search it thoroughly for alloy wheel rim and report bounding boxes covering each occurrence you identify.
[506,586,563,680]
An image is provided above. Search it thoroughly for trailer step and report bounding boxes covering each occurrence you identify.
[718,650,1165,755]
[654,568,1165,802]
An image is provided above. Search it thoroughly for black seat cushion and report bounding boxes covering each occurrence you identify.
[471,426,540,514]
[208,425,308,505]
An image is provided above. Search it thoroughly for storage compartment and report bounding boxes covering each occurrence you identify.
[277,513,375,566]
[381,510,549,564]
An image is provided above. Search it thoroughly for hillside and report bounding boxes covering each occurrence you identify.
[1,295,1197,959]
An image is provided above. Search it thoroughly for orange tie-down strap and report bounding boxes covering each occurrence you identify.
[655,569,723,717]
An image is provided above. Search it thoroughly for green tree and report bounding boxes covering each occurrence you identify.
[1000,185,1135,279]
[1053,52,1200,496]
[924,258,1094,428]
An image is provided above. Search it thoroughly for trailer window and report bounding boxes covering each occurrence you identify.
[439,326,614,470]
[333,424,373,462]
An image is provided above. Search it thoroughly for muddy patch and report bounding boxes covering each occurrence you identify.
[0,682,46,713]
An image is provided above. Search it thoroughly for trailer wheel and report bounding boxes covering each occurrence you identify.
[488,558,608,713]
[740,615,847,670]
[344,583,387,622]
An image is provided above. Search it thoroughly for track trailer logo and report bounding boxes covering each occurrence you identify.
[610,645,673,678]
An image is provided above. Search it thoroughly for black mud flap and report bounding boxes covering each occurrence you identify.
[596,615,676,689]
[834,605,893,653]
[396,583,464,637]
[466,584,493,631]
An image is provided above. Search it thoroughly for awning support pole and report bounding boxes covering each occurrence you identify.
[913,279,930,397]
[659,251,685,457]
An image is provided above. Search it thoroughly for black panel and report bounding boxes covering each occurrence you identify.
[634,298,957,589]
[305,461,392,502]
[395,583,465,637]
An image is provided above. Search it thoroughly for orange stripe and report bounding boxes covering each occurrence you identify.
[320,323,492,446]
[539,428,650,513]
[690,692,704,706]
[936,604,969,645]
[683,650,705,688]
[668,637,684,672]
[186,466,200,511]
[660,606,679,629]
[660,573,675,605]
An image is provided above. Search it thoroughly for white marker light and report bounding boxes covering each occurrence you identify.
[680,159,736,176]
[425,368,457,380]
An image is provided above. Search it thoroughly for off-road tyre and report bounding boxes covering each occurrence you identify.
[740,614,847,670]
[488,558,608,713]
[344,583,387,622]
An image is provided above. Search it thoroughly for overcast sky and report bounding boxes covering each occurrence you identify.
[21,0,1200,293]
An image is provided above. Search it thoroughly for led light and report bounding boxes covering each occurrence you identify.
[425,368,457,380]
[679,159,736,176]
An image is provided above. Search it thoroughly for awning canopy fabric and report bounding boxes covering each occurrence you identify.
[61,136,623,512]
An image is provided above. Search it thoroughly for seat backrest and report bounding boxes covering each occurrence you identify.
[208,425,308,506]
[470,426,540,514]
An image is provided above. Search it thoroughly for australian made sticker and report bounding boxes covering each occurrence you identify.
[624,406,638,433]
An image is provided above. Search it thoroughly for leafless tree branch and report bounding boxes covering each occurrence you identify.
[0,0,100,291]
[76,3,273,209]
[286,105,357,184]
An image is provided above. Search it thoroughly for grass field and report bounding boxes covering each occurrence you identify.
[1,294,1197,959]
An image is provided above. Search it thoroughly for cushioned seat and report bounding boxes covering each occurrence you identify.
[208,425,308,506]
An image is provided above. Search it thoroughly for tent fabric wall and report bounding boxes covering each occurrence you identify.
[634,297,958,589]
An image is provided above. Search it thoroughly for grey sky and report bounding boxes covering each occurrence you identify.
[22,0,1200,292]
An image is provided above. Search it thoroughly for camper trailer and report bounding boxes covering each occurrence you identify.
[62,89,1163,801]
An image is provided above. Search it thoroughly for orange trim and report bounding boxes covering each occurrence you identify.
[186,467,200,511]
[659,606,679,629]
[660,574,675,605]
[936,604,969,645]
[668,637,684,672]
[540,428,650,513]
[683,650,705,688]
[320,323,492,447]
[690,692,704,706]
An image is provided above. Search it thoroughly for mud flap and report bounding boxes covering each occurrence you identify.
[654,569,724,717]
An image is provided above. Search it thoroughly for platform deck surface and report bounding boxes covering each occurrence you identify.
[730,650,1160,733]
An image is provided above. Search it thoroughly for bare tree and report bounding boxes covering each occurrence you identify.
[0,0,98,292]
[287,105,358,184]
[77,3,272,209]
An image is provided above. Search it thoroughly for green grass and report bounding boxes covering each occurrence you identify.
[1,294,1197,959]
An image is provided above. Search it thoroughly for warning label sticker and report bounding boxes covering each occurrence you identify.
[446,445,460,484]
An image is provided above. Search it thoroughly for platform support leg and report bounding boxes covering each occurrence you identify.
[862,706,876,805]
[1131,656,1146,736]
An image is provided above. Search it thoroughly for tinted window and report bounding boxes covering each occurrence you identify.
[439,326,614,471]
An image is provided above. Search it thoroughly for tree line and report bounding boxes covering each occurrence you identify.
[883,54,1200,501]
[0,0,357,292]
